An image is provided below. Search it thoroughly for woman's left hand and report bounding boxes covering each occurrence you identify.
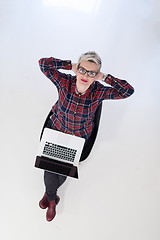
[95,72,107,81]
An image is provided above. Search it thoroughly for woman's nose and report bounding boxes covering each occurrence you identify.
[84,72,89,77]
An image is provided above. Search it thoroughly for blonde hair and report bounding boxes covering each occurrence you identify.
[77,51,102,71]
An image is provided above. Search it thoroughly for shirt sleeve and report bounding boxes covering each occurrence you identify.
[97,74,134,100]
[38,57,72,89]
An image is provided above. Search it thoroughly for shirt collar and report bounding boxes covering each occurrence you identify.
[75,87,86,96]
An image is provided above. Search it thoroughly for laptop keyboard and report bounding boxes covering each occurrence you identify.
[42,142,77,162]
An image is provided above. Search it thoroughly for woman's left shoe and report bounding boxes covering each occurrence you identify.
[46,200,56,221]
[55,195,60,205]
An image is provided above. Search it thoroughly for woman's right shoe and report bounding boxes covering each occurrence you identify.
[39,193,49,209]
[39,193,60,209]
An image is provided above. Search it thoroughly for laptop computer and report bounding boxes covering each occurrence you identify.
[34,128,85,179]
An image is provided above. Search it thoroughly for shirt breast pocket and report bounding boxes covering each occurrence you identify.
[79,100,92,119]
[58,92,72,114]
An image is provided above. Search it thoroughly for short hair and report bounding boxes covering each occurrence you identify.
[77,51,102,71]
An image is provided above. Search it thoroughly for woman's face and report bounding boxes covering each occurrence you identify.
[76,60,99,92]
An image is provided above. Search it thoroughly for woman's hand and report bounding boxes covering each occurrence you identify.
[71,63,77,74]
[95,72,107,81]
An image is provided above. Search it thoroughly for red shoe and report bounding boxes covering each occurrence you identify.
[39,193,49,209]
[46,200,56,221]
[39,193,60,209]
[55,195,60,205]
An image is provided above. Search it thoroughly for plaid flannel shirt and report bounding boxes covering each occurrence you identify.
[39,57,134,139]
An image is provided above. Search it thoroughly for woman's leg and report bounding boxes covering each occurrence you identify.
[44,171,67,201]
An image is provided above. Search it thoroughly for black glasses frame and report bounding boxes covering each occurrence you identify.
[78,66,98,78]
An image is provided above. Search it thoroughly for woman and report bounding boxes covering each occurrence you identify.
[38,51,134,221]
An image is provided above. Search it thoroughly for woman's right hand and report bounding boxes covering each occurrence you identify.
[72,63,77,74]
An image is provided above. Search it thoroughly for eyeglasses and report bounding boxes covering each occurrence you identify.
[78,66,98,78]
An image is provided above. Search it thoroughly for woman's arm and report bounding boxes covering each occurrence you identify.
[97,74,134,100]
[38,57,72,86]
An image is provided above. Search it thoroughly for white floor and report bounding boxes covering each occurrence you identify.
[0,0,160,239]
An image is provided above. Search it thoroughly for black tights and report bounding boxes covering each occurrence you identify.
[44,171,67,201]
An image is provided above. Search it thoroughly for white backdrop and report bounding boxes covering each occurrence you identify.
[0,0,160,239]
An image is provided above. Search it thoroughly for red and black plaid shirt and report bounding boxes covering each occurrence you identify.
[39,57,134,139]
